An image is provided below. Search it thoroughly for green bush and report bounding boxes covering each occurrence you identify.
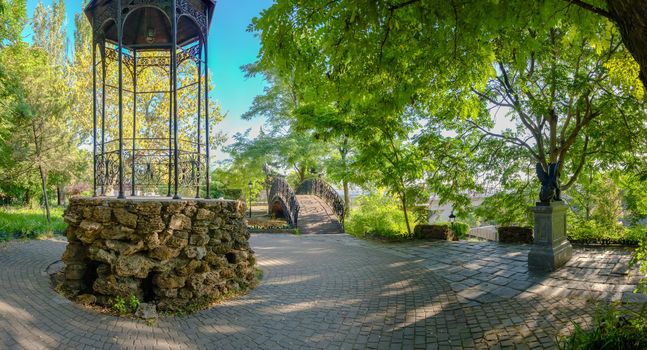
[112,296,128,314]
[558,303,647,350]
[112,294,140,315]
[452,222,469,240]
[630,230,647,293]
[568,218,645,245]
[345,192,411,240]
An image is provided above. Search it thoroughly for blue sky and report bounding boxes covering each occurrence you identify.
[25,0,272,159]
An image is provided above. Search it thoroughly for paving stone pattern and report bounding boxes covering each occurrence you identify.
[0,235,643,349]
[296,195,344,234]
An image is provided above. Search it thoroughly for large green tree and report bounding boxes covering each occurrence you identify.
[0,43,73,221]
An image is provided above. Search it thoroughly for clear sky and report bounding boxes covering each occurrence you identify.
[25,0,272,159]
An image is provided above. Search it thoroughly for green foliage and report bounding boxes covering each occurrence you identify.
[475,189,533,227]
[616,173,647,225]
[112,294,139,315]
[112,296,128,314]
[567,216,646,246]
[570,169,625,225]
[558,303,647,350]
[128,294,139,312]
[0,206,65,240]
[452,222,470,240]
[345,191,411,240]
[0,0,26,47]
[630,231,647,293]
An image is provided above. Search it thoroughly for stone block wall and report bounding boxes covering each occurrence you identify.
[413,224,458,241]
[61,197,256,311]
[498,226,533,244]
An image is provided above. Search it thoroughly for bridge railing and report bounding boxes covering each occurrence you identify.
[268,176,300,227]
[297,178,345,224]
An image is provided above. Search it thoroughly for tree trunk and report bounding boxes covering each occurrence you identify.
[38,164,51,224]
[607,0,647,90]
[31,120,50,224]
[299,166,306,183]
[339,138,351,213]
[400,192,412,236]
[343,179,350,213]
[56,185,65,206]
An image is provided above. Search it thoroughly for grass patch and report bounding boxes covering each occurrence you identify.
[0,206,66,241]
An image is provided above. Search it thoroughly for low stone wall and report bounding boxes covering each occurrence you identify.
[413,224,458,241]
[498,226,533,244]
[61,197,256,311]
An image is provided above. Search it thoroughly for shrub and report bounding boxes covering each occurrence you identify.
[345,192,410,240]
[558,303,647,350]
[112,296,128,314]
[451,222,470,240]
[630,230,647,293]
[568,219,644,246]
[128,294,140,312]
[112,294,140,314]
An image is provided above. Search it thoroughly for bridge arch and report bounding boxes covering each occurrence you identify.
[267,176,299,227]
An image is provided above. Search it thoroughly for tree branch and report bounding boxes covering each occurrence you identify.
[564,0,613,21]
[562,134,589,191]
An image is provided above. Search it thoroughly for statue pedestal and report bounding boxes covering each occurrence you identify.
[528,201,572,272]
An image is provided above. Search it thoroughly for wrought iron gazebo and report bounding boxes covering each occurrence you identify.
[85,0,215,199]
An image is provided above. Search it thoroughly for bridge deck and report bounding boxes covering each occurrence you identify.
[296,195,344,234]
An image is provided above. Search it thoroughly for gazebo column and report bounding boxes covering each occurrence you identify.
[101,42,106,196]
[196,51,202,198]
[204,10,210,199]
[167,59,173,197]
[172,0,180,199]
[131,50,137,196]
[117,2,125,199]
[92,35,97,197]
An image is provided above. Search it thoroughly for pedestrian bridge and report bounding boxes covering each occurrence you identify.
[267,176,345,234]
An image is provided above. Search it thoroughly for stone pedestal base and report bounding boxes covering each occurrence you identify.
[528,201,572,272]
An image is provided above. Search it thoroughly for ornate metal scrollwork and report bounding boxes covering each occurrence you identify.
[104,48,135,75]
[178,44,201,65]
[177,0,207,37]
[136,54,171,69]
[95,151,120,194]
[92,1,117,37]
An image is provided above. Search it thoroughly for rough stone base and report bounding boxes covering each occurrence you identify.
[529,202,572,272]
[61,197,256,311]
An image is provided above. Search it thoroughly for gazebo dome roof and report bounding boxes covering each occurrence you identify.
[84,0,216,49]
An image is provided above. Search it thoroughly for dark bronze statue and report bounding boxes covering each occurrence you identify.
[536,162,561,203]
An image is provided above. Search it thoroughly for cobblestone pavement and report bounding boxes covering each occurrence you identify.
[0,235,643,349]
